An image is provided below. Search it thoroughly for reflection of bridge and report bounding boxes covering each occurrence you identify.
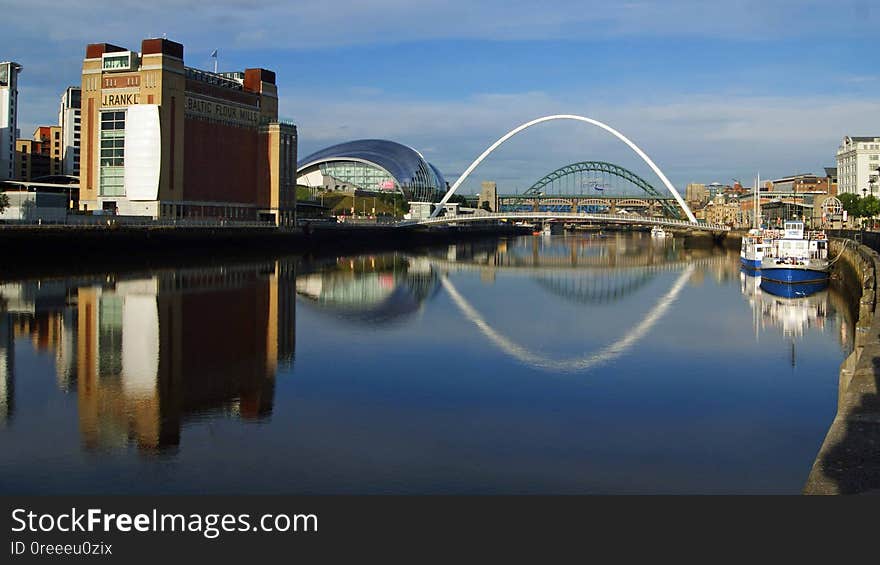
[412,212,729,232]
[441,264,698,372]
[533,270,656,305]
[427,252,718,276]
[426,246,729,371]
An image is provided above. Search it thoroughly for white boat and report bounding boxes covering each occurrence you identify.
[650,226,669,238]
[745,221,830,294]
[740,228,767,270]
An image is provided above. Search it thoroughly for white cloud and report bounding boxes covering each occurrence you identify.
[1,0,876,51]
[286,89,879,192]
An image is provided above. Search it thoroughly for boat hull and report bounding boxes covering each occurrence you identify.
[740,257,762,270]
[759,266,828,284]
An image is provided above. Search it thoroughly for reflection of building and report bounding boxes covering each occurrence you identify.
[79,38,297,224]
[297,139,446,203]
[296,255,439,325]
[0,315,13,427]
[1,61,23,181]
[74,262,295,451]
[0,259,296,453]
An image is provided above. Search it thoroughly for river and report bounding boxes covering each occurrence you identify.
[0,232,854,493]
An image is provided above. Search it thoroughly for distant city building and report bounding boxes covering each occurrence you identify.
[479,181,498,212]
[769,173,832,195]
[836,136,880,195]
[685,183,707,207]
[58,86,81,176]
[706,182,726,200]
[702,194,743,227]
[824,167,838,195]
[15,126,63,180]
[0,61,23,181]
[79,38,297,224]
[296,139,446,203]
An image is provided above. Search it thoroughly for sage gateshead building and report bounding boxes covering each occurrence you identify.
[296,139,446,202]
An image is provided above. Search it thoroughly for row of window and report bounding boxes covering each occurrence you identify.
[100,110,125,196]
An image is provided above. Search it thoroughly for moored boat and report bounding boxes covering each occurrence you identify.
[650,226,669,239]
[758,221,829,291]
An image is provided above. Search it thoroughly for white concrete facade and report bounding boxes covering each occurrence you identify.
[0,62,22,181]
[836,136,880,195]
[58,86,81,176]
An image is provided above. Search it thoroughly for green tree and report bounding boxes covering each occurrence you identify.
[0,192,8,215]
[839,192,861,217]
[861,195,880,217]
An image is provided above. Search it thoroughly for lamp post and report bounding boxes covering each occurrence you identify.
[871,177,878,230]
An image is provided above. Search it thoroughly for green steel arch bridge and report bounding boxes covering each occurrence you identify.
[500,161,682,219]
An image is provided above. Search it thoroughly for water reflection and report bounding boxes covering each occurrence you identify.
[296,255,439,325]
[0,260,296,452]
[0,234,857,493]
[740,269,850,342]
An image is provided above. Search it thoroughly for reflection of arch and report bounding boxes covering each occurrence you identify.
[432,115,697,222]
[441,264,695,372]
[533,271,656,305]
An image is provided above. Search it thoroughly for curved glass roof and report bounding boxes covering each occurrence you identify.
[298,139,446,201]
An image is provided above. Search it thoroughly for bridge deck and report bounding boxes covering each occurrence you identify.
[406,212,729,233]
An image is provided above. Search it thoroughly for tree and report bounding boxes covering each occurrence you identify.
[861,195,880,229]
[839,192,861,217]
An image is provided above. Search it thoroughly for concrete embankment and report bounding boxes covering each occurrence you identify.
[0,222,526,279]
[804,238,880,494]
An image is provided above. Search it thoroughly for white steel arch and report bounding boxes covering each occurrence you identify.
[432,114,697,223]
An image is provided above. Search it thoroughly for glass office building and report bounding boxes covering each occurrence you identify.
[297,139,446,202]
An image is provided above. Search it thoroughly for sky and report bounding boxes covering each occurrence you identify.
[2,0,879,194]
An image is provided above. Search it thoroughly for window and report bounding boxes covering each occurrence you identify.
[99,111,125,197]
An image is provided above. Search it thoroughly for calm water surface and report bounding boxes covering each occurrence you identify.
[0,233,854,493]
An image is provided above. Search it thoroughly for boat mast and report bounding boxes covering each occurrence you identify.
[753,175,758,229]
[755,173,762,229]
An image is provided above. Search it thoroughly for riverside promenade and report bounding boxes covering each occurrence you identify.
[805,234,880,494]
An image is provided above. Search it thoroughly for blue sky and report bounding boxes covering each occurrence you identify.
[2,0,879,193]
